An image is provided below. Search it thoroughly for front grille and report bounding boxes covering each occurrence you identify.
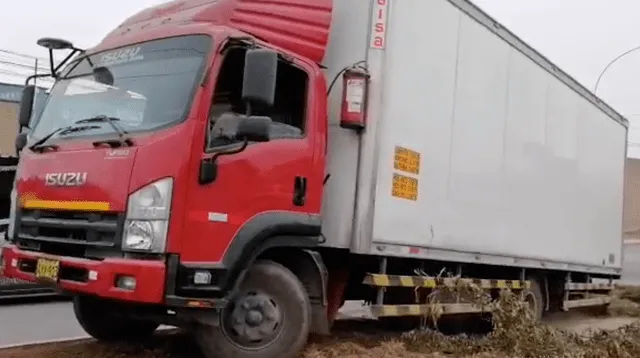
[15,209,125,259]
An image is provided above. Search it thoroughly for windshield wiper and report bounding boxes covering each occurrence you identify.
[28,115,131,152]
[76,115,134,147]
[28,124,101,153]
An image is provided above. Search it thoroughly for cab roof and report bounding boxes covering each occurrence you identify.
[99,0,333,63]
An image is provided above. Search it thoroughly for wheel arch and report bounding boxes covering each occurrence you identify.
[218,211,322,289]
[219,212,330,334]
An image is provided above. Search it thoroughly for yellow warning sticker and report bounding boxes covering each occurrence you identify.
[392,173,418,201]
[394,146,420,175]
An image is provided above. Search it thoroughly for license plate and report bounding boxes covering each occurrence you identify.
[35,258,60,282]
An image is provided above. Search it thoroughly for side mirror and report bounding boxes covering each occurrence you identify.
[37,37,74,50]
[242,49,278,108]
[15,133,28,153]
[93,67,114,86]
[18,85,35,128]
[236,116,272,142]
[36,37,82,79]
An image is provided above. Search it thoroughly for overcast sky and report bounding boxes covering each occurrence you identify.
[2,0,640,154]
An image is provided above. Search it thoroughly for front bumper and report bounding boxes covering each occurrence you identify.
[1,245,166,304]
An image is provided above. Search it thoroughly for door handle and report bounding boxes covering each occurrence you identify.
[293,176,307,206]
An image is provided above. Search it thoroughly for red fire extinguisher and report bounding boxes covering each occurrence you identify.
[340,66,370,131]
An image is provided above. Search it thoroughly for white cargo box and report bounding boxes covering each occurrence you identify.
[320,0,627,276]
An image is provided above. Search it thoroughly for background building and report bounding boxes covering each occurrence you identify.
[622,158,640,284]
[0,82,48,156]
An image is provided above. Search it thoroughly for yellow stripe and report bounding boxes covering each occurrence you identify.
[400,276,414,286]
[423,278,436,288]
[22,199,110,212]
[371,274,390,286]
[363,273,530,290]
[383,306,399,317]
[408,305,421,315]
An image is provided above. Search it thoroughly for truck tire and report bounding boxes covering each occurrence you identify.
[73,296,159,342]
[196,260,311,358]
[521,278,545,322]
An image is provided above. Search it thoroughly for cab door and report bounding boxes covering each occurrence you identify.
[180,46,326,264]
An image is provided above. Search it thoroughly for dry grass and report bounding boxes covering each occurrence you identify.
[615,285,640,303]
[2,284,640,358]
[609,285,640,317]
[304,284,640,358]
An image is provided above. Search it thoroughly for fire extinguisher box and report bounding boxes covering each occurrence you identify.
[339,67,370,131]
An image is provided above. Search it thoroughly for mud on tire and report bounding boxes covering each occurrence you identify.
[73,295,159,342]
[196,260,311,358]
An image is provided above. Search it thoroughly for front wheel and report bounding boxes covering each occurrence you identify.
[196,260,311,358]
[73,295,159,342]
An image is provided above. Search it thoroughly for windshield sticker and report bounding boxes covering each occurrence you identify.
[99,47,144,66]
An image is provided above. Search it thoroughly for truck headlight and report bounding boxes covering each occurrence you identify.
[122,177,173,252]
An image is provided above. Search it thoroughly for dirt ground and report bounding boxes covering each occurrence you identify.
[2,286,640,358]
[552,314,636,333]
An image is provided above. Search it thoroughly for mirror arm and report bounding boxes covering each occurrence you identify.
[25,73,52,86]
[48,49,56,78]
[211,140,249,163]
[200,140,249,184]
[42,48,82,80]
[53,49,80,75]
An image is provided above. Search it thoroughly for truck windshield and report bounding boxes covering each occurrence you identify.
[30,35,211,141]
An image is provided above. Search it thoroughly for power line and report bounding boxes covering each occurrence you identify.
[0,49,48,63]
[0,65,54,79]
[0,69,53,82]
[0,59,49,72]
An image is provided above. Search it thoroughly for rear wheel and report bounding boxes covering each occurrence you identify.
[521,278,545,322]
[73,295,159,342]
[196,260,311,358]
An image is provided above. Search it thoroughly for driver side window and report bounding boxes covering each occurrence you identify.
[205,46,308,150]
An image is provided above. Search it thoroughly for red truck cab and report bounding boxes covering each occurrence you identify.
[1,1,336,357]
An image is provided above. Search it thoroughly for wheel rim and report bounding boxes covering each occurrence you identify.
[221,290,284,350]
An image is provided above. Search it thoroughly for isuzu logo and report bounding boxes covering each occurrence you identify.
[44,172,88,187]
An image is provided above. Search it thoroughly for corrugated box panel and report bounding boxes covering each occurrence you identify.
[0,101,18,156]
[368,0,626,272]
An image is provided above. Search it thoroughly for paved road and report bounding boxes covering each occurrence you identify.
[0,300,87,348]
[0,298,179,348]
[1,299,637,349]
[0,301,364,349]
[0,300,364,348]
